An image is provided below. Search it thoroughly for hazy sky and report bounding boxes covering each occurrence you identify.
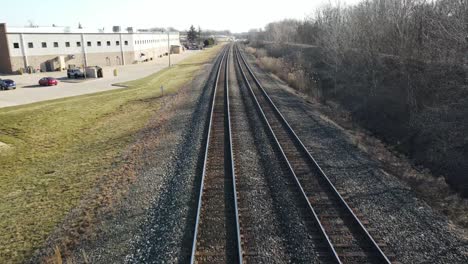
[2,0,363,33]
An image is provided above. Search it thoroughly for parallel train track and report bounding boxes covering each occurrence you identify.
[189,43,392,263]
[233,44,392,264]
[190,45,242,263]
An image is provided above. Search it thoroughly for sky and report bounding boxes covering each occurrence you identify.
[2,0,363,33]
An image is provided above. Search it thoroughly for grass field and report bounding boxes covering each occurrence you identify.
[0,45,222,263]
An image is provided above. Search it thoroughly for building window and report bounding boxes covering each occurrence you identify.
[107,41,111,46]
[87,41,91,47]
[54,42,59,48]
[124,40,128,45]
[65,42,70,47]
[97,41,101,46]
[42,42,47,48]
[13,43,19,49]
[116,41,120,46]
[77,41,81,47]
[28,42,34,48]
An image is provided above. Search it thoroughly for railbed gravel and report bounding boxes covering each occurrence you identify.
[124,55,224,263]
[64,53,224,263]
[230,51,288,263]
[242,49,468,263]
[231,48,323,263]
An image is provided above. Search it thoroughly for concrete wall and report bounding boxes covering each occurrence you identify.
[9,51,139,71]
[86,51,134,67]
[132,32,179,62]
[2,29,180,73]
[0,24,12,73]
[133,47,169,62]
[6,33,138,57]
[10,54,85,72]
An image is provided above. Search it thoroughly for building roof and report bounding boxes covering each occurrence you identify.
[3,24,178,35]
[6,26,107,34]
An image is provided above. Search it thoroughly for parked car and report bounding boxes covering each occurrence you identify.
[0,79,16,90]
[38,77,58,86]
[67,68,85,78]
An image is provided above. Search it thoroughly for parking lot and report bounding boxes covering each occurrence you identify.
[0,50,199,108]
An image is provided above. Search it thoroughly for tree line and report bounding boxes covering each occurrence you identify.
[251,0,466,64]
[247,0,468,196]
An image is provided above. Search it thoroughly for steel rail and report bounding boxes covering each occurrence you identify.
[233,45,341,263]
[225,46,244,263]
[190,46,227,263]
[235,44,391,263]
[190,44,243,263]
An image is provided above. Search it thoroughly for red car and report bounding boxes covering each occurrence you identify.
[38,77,58,86]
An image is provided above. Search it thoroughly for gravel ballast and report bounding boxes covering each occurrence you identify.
[124,55,224,263]
[242,49,468,263]
[61,52,225,263]
[31,45,467,263]
[231,47,325,263]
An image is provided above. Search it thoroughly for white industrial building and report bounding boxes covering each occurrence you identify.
[0,23,180,74]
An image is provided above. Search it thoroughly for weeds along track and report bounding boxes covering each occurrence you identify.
[190,45,243,263]
[234,44,392,264]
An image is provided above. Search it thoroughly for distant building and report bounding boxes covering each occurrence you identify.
[214,35,234,42]
[0,23,180,73]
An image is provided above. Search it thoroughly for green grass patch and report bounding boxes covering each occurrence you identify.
[0,45,222,263]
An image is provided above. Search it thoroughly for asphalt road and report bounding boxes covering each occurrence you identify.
[0,51,199,108]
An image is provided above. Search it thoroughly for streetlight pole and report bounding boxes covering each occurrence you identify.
[167,31,171,67]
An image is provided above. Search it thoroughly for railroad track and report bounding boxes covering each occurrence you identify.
[234,44,392,264]
[190,45,243,263]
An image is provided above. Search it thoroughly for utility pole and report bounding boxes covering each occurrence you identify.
[167,31,171,67]
[198,26,201,47]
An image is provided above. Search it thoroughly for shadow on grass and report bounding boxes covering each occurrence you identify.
[176,62,209,67]
[22,85,45,88]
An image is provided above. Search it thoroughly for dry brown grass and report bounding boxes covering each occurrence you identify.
[0,45,224,263]
[245,43,468,235]
[34,46,225,263]
[245,46,257,55]
[246,46,315,96]
[315,101,468,235]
